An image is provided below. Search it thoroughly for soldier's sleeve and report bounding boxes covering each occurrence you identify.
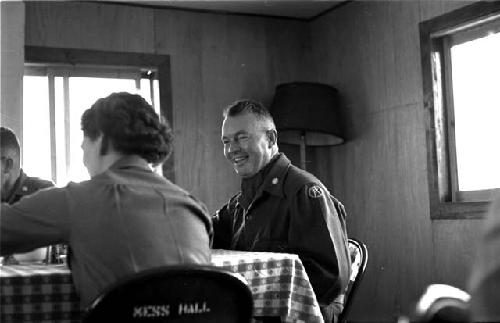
[24,177,55,195]
[212,200,234,249]
[288,183,351,305]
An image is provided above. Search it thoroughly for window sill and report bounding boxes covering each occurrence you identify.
[431,200,491,220]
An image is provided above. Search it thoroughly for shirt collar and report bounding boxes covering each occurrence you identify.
[239,154,280,208]
[261,153,290,198]
[235,153,290,209]
[2,169,28,204]
[108,155,152,172]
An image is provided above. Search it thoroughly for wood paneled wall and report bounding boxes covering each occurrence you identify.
[1,1,25,137]
[309,1,485,321]
[23,1,311,212]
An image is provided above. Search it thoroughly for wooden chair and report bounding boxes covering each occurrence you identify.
[410,284,471,323]
[338,237,368,323]
[82,265,254,323]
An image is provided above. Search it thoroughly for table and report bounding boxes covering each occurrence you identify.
[0,265,80,323]
[212,250,324,323]
[1,250,324,323]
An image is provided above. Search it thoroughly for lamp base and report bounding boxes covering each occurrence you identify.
[300,135,306,170]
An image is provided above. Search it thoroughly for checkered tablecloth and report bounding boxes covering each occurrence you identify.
[211,250,324,323]
[1,250,323,323]
[0,264,80,323]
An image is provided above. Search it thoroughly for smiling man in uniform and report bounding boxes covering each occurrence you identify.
[213,99,351,323]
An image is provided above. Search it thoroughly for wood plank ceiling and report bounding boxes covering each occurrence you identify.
[99,0,348,20]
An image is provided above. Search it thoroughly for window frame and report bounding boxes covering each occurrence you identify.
[419,2,500,219]
[24,46,175,182]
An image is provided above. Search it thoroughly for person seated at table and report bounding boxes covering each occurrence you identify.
[468,193,500,322]
[1,92,212,307]
[1,126,54,265]
[212,99,351,323]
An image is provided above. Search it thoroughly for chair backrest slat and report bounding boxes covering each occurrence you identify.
[339,237,368,323]
[82,265,254,323]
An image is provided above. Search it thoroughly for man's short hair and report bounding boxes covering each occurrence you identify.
[0,127,20,156]
[222,99,276,129]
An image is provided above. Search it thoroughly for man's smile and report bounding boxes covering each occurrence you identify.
[232,154,248,167]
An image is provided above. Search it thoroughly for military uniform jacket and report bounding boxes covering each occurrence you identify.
[213,153,351,305]
[1,170,54,264]
[2,169,54,204]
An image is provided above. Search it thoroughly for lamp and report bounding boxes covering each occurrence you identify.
[270,82,345,170]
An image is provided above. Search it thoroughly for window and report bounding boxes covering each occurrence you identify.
[420,2,500,219]
[23,66,160,186]
[23,47,174,185]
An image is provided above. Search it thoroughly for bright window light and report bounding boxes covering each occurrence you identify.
[23,71,160,186]
[22,76,52,182]
[451,31,500,191]
[68,77,139,184]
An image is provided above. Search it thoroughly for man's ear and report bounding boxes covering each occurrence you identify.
[2,157,14,174]
[267,129,278,148]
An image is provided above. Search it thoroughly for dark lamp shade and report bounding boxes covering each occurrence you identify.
[270,82,344,146]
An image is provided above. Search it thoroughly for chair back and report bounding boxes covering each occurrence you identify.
[410,284,471,323]
[82,265,254,323]
[339,237,368,323]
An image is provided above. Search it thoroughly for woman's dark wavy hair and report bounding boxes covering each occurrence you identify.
[81,92,172,166]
